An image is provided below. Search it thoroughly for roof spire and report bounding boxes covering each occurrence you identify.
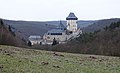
[56,20,66,30]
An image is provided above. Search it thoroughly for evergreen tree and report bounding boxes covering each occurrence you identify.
[8,25,12,32]
[52,38,58,46]
[28,41,32,47]
[0,19,3,25]
[104,26,109,31]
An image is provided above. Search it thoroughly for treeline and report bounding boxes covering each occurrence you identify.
[0,19,25,47]
[104,21,120,31]
[51,21,120,57]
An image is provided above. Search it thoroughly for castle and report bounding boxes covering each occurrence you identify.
[29,12,82,45]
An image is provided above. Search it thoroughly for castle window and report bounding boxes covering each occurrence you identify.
[48,33,50,35]
[51,33,62,35]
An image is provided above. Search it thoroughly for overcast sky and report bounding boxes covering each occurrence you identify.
[0,0,120,21]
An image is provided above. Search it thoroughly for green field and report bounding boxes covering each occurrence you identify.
[0,45,120,73]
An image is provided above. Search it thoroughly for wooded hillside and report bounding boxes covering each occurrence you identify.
[0,19,25,46]
[52,21,120,56]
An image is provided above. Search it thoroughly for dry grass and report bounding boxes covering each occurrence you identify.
[0,45,120,73]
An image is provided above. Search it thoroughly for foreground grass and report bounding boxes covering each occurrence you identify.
[0,45,120,73]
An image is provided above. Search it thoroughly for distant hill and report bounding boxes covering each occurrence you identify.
[3,19,94,38]
[82,18,120,33]
[3,20,56,38]
[45,20,95,28]
[3,18,120,39]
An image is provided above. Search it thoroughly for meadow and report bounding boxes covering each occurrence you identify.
[0,45,120,73]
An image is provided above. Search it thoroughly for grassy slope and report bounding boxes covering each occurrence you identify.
[0,45,120,73]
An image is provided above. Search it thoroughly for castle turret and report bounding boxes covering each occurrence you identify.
[66,12,78,32]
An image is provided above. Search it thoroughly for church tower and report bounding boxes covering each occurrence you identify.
[66,12,78,32]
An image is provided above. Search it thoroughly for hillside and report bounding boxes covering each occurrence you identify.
[3,19,94,38]
[82,18,120,33]
[0,19,25,46]
[0,45,120,73]
[3,20,56,38]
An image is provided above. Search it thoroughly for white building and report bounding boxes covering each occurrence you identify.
[28,35,42,45]
[42,12,82,45]
[66,12,78,32]
[43,28,67,44]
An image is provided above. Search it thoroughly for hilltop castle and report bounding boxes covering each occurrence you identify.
[29,12,82,45]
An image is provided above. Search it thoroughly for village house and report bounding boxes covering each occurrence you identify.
[28,35,42,45]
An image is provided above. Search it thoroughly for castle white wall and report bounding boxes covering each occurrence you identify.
[43,32,67,42]
[67,20,77,32]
